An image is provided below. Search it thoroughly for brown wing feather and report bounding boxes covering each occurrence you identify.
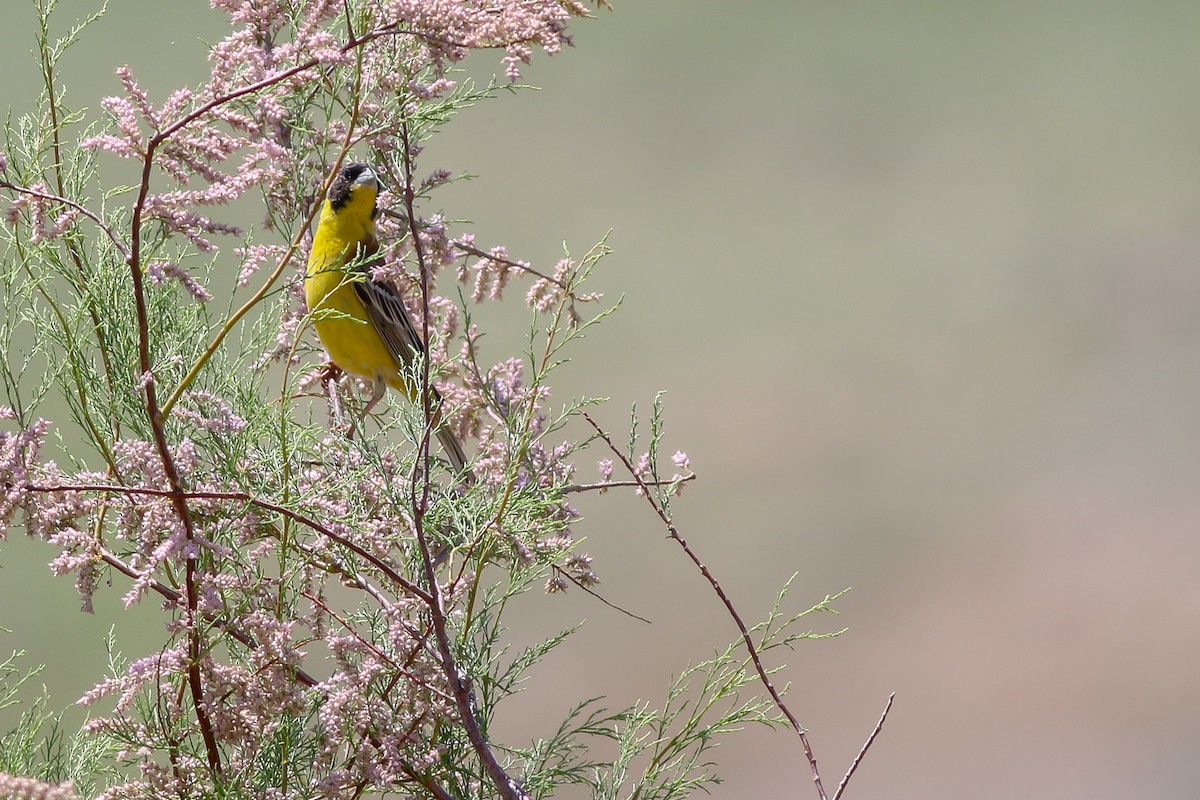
[351,246,469,472]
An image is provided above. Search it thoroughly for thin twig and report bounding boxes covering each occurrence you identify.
[561,473,696,495]
[553,565,651,624]
[582,411,829,800]
[832,693,895,800]
[33,33,125,442]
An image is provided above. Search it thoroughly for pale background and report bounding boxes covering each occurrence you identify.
[3,2,1200,798]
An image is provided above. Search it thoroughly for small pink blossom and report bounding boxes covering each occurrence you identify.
[596,458,613,494]
[633,452,652,496]
[172,391,248,433]
[462,246,525,303]
[2,183,79,243]
[146,260,213,302]
[0,415,51,532]
[79,645,189,711]
[234,243,286,286]
[526,258,573,313]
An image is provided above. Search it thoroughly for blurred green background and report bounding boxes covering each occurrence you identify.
[4,1,1200,797]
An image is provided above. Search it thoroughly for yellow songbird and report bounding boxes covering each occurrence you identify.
[305,162,468,471]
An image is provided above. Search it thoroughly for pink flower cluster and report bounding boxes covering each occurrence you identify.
[0,410,52,536]
[0,1,695,797]
[19,419,475,795]
[0,774,79,800]
[3,182,80,245]
[376,0,596,82]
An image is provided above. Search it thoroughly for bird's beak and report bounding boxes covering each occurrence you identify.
[354,167,379,188]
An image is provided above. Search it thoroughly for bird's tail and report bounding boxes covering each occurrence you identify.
[420,392,471,478]
[435,422,469,475]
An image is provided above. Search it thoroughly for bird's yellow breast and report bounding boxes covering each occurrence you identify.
[305,197,403,388]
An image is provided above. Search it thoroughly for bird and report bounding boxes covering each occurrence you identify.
[304,162,469,473]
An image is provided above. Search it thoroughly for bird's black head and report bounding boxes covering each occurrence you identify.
[327,163,379,214]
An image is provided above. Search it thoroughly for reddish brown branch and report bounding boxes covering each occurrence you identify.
[832,692,895,800]
[125,142,222,773]
[582,411,829,800]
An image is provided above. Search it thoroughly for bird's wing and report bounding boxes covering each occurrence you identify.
[351,251,469,472]
[353,267,427,380]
